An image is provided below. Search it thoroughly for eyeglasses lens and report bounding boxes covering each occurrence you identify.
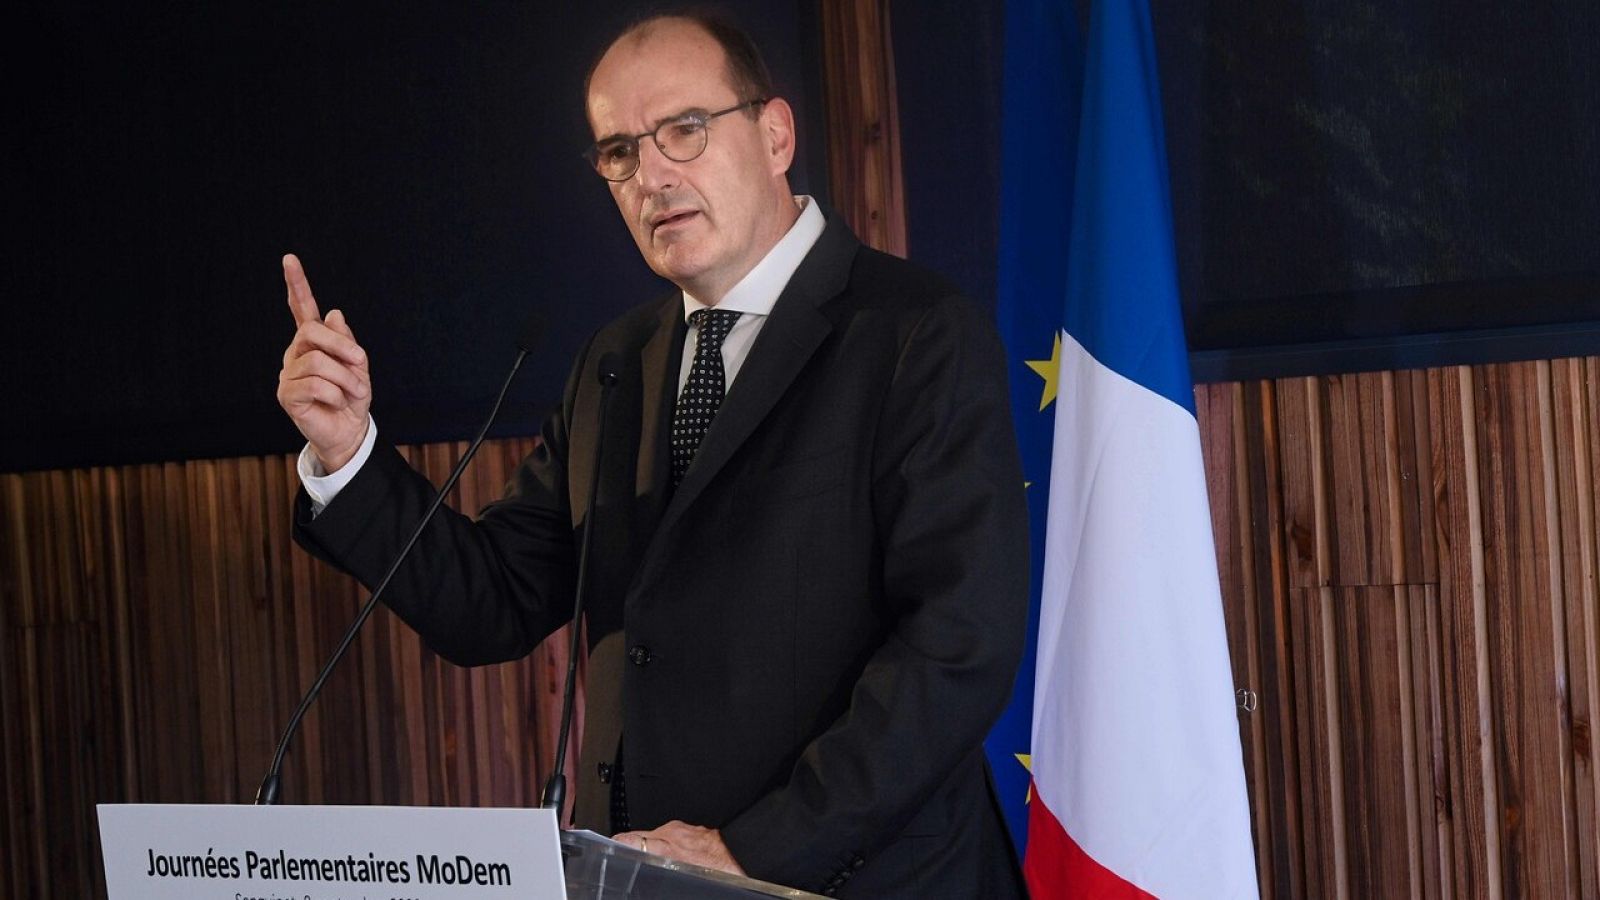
[657,117,708,162]
[591,115,711,182]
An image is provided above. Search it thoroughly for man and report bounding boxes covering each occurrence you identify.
[277,13,1027,898]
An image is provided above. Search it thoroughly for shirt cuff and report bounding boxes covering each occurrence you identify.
[297,416,378,517]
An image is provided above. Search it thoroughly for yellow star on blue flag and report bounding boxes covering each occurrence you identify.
[1025,333,1061,411]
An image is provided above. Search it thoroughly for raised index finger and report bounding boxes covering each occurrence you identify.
[282,253,322,326]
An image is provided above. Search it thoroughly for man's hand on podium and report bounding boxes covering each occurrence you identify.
[276,253,372,473]
[614,821,746,876]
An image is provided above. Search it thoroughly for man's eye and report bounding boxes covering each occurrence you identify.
[669,119,705,138]
[601,142,635,161]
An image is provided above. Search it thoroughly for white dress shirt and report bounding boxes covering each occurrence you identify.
[300,195,827,514]
[675,194,824,393]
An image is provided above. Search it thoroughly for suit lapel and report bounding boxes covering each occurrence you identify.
[633,296,684,516]
[637,219,859,578]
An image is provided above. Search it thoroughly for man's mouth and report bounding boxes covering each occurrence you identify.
[650,209,700,233]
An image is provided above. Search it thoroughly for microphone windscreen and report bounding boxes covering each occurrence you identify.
[516,314,545,353]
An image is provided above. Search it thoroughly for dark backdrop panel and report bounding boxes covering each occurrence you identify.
[1159,1,1598,304]
[1155,1,1600,374]
[894,0,1597,383]
[892,1,1005,314]
[3,2,824,473]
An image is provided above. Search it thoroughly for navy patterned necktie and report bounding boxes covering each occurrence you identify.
[671,308,742,485]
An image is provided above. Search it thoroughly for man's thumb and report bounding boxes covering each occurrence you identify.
[326,308,355,338]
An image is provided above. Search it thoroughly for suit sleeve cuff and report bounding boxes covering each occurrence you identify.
[297,416,378,515]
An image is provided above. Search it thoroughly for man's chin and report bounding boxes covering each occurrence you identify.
[648,250,711,289]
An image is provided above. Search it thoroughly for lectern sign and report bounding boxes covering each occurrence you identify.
[97,804,565,900]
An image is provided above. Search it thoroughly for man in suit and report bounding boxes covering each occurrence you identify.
[276,13,1028,898]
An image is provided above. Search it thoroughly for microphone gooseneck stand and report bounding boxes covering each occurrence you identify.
[255,325,541,806]
[541,352,621,817]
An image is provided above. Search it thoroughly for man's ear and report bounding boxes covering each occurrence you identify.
[759,98,797,175]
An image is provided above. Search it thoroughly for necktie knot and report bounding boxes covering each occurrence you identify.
[688,308,740,352]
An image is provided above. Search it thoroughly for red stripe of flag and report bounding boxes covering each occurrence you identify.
[1023,785,1156,900]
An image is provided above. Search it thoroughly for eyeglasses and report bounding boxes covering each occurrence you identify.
[583,99,767,182]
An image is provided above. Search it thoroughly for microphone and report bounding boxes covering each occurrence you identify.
[541,351,622,816]
[254,317,544,805]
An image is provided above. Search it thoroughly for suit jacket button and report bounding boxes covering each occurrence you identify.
[597,762,613,784]
[628,645,654,666]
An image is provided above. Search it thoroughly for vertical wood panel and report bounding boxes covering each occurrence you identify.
[1429,364,1498,899]
[817,0,907,256]
[1393,370,1438,584]
[0,476,29,899]
[1199,382,1277,893]
[1326,374,1372,584]
[1277,376,1326,588]
[1552,357,1600,898]
[1251,378,1311,899]
[0,438,576,897]
[1409,584,1451,900]
[1490,361,1582,895]
[1195,355,1599,898]
[1325,586,1418,897]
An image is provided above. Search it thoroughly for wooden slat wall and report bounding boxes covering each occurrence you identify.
[0,438,582,898]
[818,0,908,257]
[1199,358,1600,898]
[6,358,1595,898]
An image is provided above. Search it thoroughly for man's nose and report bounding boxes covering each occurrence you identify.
[634,138,681,192]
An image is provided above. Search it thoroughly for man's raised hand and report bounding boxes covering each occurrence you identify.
[276,254,372,472]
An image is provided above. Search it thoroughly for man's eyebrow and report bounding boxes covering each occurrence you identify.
[592,107,710,145]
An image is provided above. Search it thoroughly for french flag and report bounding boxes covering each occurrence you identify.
[985,1,1259,896]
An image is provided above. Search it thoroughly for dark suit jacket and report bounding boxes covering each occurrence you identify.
[295,218,1030,898]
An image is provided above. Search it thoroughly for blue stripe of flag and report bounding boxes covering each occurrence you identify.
[986,0,1085,857]
[1062,0,1194,413]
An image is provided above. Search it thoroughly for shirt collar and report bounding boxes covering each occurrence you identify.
[681,195,826,322]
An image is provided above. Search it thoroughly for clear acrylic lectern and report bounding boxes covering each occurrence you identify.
[561,830,827,899]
